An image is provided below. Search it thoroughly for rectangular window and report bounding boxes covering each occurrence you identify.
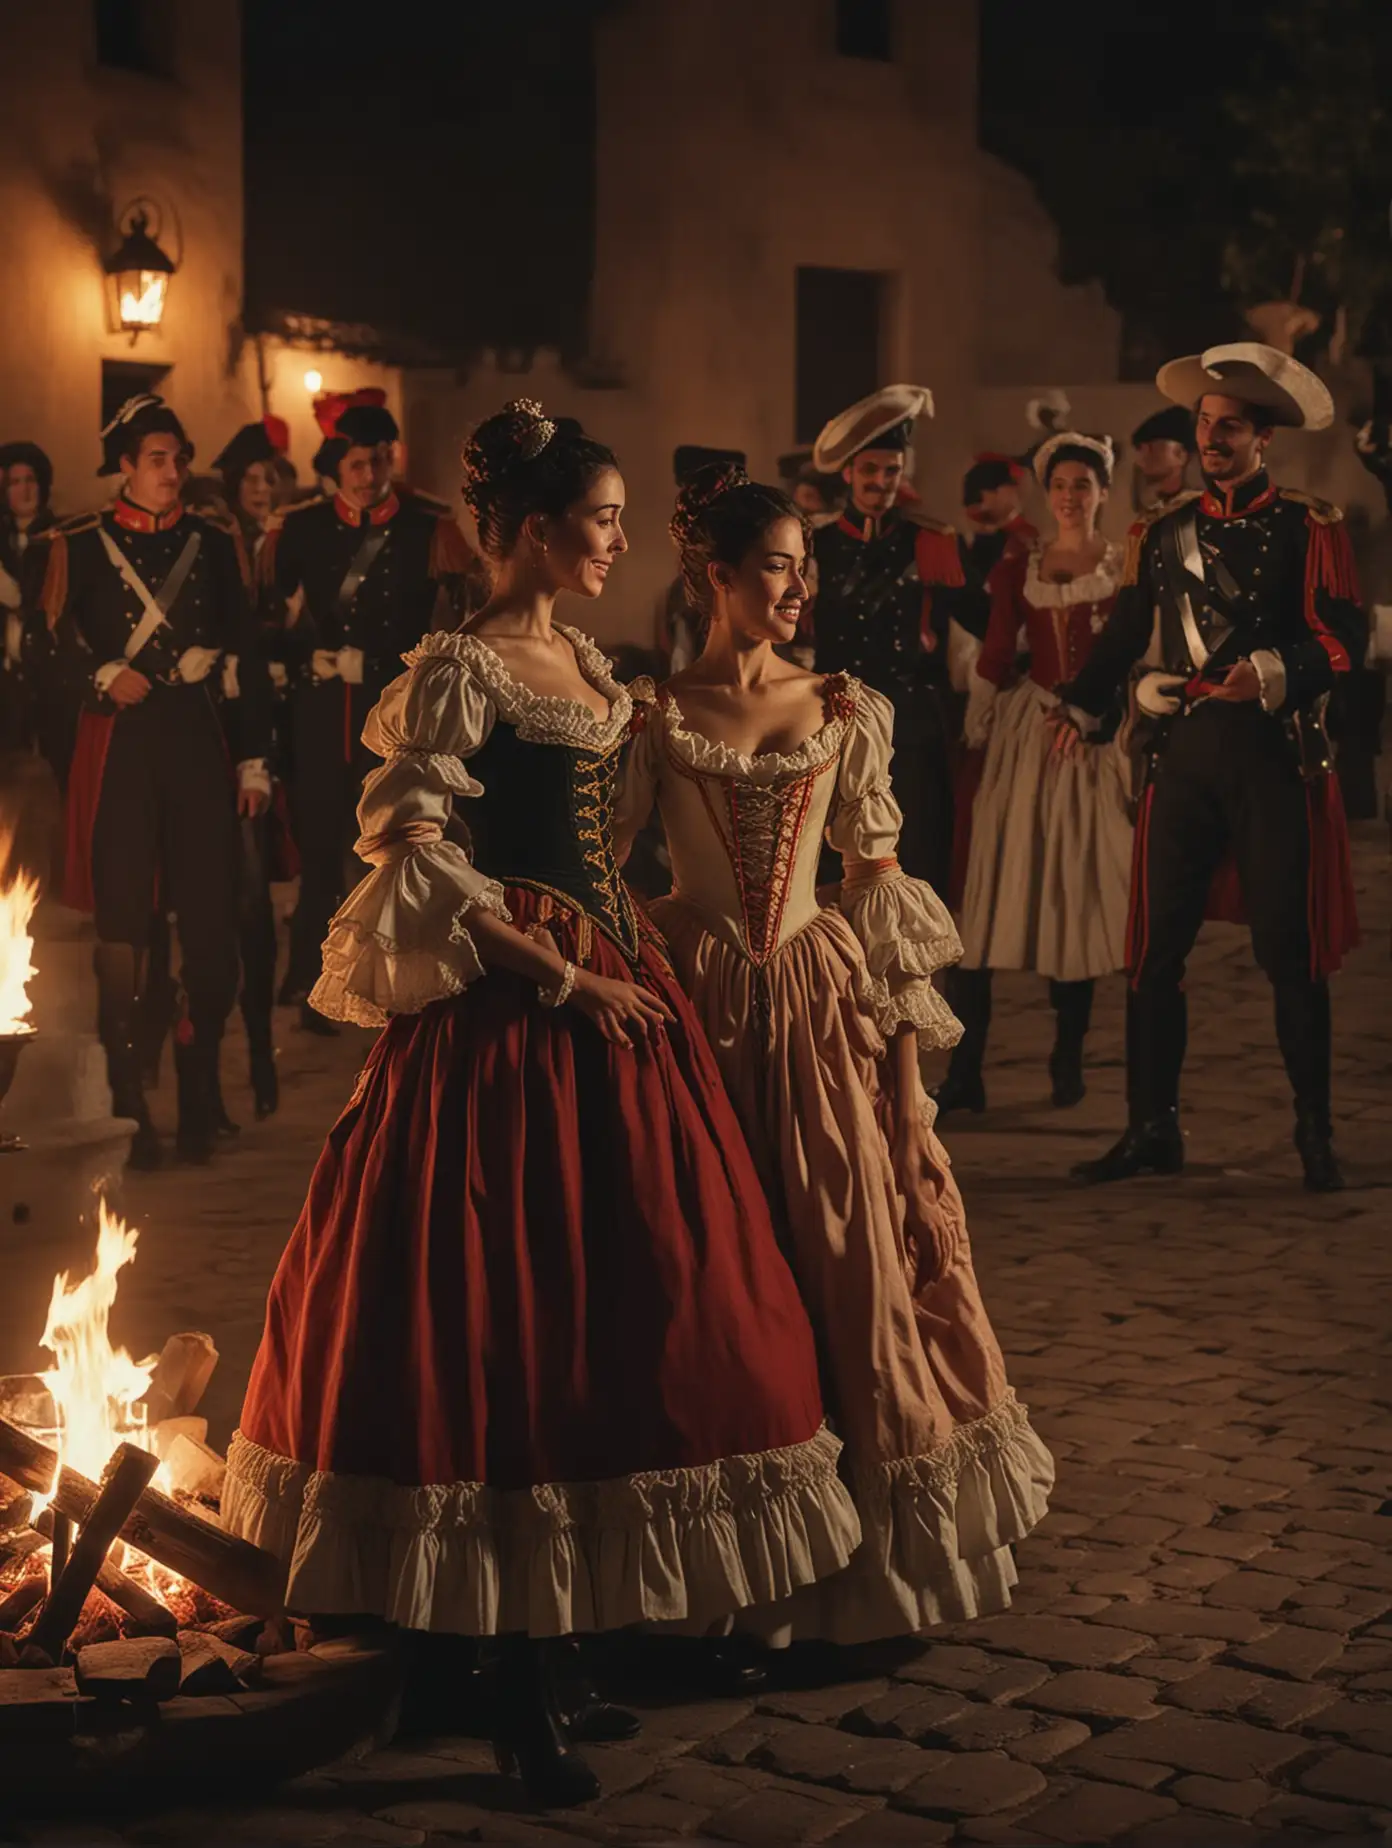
[94,0,169,76]
[795,267,883,445]
[101,359,170,435]
[835,0,893,62]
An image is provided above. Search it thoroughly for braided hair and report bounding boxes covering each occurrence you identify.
[461,398,618,560]
[669,462,809,617]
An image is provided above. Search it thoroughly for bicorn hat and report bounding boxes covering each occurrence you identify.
[1130,405,1197,452]
[311,389,398,480]
[962,451,1025,505]
[98,394,192,477]
[212,416,290,483]
[812,384,934,472]
[1155,343,1333,431]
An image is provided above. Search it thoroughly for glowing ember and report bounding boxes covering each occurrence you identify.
[35,1202,187,1596]
[0,858,38,1036]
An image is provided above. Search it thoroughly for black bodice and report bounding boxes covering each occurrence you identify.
[465,720,640,960]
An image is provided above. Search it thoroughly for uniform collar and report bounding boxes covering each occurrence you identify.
[113,496,186,533]
[1200,469,1277,519]
[836,504,901,543]
[333,489,399,528]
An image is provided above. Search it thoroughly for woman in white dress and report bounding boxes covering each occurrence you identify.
[935,433,1133,1117]
[618,463,1052,1645]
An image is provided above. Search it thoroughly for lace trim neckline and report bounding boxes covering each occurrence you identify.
[1024,542,1121,608]
[409,625,633,747]
[636,673,859,781]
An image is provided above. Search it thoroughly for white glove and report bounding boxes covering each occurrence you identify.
[337,646,365,685]
[237,758,272,798]
[1136,671,1187,718]
[963,676,997,749]
[311,648,341,682]
[177,646,221,685]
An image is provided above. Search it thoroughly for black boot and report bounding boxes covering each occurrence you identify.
[247,1021,279,1119]
[553,1638,640,1744]
[1274,979,1343,1192]
[95,943,163,1171]
[298,999,339,1038]
[1073,985,1186,1184]
[492,1638,600,1809]
[211,1066,241,1138]
[174,1023,221,1164]
[932,967,991,1116]
[136,913,178,1090]
[1048,979,1094,1108]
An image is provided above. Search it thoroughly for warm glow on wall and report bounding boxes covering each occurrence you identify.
[104,206,177,338]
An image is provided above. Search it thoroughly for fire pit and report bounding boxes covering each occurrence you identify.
[0,1208,402,1806]
[0,855,39,1151]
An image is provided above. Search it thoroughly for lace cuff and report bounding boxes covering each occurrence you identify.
[308,842,512,1027]
[842,867,964,1048]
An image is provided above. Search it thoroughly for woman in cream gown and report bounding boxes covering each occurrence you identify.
[618,464,1052,1644]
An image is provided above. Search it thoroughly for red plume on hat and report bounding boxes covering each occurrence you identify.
[262,414,290,455]
[972,450,1026,483]
[312,388,388,441]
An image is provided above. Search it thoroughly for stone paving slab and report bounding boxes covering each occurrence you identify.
[0,834,1388,1844]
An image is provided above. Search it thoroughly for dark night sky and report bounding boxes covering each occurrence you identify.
[245,0,1250,375]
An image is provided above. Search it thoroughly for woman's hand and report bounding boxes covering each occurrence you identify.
[892,1117,963,1288]
[570,968,676,1048]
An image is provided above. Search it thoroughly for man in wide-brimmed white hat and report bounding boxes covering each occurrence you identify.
[807,385,973,892]
[1054,343,1366,1194]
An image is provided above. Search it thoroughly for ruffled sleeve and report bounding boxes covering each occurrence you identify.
[308,634,512,1027]
[612,676,662,864]
[826,685,963,1049]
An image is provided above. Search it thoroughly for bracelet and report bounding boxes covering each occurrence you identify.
[538,960,577,1009]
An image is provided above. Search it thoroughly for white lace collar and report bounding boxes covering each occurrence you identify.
[409,624,633,750]
[1024,541,1121,608]
[634,674,858,785]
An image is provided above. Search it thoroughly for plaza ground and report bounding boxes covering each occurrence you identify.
[1,830,1388,1846]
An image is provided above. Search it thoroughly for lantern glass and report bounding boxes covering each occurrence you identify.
[113,268,169,331]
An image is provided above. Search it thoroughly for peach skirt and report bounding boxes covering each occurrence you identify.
[652,897,1054,1643]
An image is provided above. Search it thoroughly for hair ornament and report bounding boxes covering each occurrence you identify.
[508,397,557,460]
[1033,430,1116,486]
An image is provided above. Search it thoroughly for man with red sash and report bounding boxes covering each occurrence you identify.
[38,396,271,1166]
[260,390,480,1031]
[1056,345,1364,1192]
[808,385,972,892]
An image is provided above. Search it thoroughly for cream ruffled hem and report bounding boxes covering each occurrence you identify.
[742,1391,1054,1647]
[221,1423,862,1639]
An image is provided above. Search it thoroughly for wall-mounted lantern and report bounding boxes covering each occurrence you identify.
[104,204,177,339]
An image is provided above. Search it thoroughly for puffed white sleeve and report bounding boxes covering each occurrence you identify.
[612,676,661,865]
[308,637,512,1027]
[825,685,964,1049]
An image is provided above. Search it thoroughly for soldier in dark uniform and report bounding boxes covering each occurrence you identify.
[808,385,969,892]
[1130,405,1198,512]
[262,391,479,1030]
[36,395,272,1165]
[1057,345,1365,1193]
[961,453,1037,586]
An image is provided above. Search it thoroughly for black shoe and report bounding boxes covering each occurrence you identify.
[1295,1117,1345,1193]
[298,1001,339,1038]
[493,1641,601,1809]
[1072,1113,1184,1185]
[931,1069,986,1117]
[277,975,307,1008]
[213,1081,240,1139]
[127,1118,164,1171]
[250,1046,279,1118]
[1049,1046,1086,1109]
[552,1639,640,1743]
[697,1636,769,1696]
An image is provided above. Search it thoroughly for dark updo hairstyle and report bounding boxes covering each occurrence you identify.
[1042,439,1113,490]
[460,398,618,560]
[669,462,810,617]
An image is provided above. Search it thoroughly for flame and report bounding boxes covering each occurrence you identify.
[0,859,38,1035]
[35,1202,186,1597]
[119,271,167,328]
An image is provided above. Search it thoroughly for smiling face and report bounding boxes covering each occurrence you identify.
[336,441,395,508]
[530,465,627,599]
[122,432,187,513]
[1196,395,1271,483]
[711,515,809,645]
[1047,460,1106,535]
[844,447,904,518]
[5,464,40,523]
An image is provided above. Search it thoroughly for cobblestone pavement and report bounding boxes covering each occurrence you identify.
[2,835,1389,1846]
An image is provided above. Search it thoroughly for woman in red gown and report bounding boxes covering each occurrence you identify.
[223,402,860,1806]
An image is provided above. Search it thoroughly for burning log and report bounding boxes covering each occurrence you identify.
[0,1414,285,1618]
[0,1573,44,1632]
[162,1432,227,1503]
[34,1508,176,1639]
[28,1444,159,1661]
[49,1511,71,1587]
[151,1415,209,1458]
[141,1333,219,1426]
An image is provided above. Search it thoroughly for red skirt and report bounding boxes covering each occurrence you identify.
[224,887,858,1636]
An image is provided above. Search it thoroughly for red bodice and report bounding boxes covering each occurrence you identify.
[976,544,1121,690]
